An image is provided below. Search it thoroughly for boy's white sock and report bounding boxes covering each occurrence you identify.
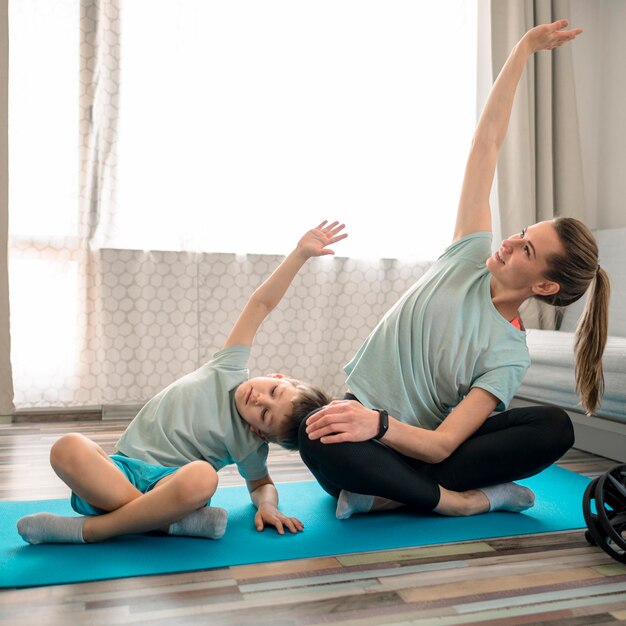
[168,506,228,539]
[480,482,535,512]
[335,490,375,520]
[17,512,86,544]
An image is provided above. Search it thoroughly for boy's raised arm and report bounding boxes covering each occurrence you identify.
[225,220,347,348]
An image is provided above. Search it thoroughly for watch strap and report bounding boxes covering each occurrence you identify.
[373,409,389,440]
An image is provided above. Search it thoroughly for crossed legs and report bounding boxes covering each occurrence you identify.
[18,433,225,544]
[299,405,574,518]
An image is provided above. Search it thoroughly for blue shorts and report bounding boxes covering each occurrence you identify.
[70,454,179,516]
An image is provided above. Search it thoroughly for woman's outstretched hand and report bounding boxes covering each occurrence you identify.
[523,19,583,53]
[296,220,348,259]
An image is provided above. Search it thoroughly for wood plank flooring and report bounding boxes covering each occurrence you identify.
[2,419,626,625]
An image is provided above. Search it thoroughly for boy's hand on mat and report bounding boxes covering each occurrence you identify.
[255,504,304,535]
[295,220,347,259]
[305,400,379,443]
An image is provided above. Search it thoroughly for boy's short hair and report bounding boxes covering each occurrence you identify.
[269,378,332,451]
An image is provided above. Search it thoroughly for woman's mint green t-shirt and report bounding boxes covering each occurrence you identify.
[344,232,530,430]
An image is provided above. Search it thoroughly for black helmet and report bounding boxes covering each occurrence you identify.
[582,464,626,563]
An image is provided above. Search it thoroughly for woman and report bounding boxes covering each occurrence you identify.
[299,20,610,519]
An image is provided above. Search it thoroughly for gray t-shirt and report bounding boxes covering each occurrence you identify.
[116,345,268,480]
[344,232,530,430]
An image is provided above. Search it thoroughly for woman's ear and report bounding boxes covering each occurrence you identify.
[532,280,560,297]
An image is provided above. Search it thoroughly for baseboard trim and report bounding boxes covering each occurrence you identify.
[12,406,103,423]
[10,404,141,423]
[102,404,143,421]
[511,397,626,463]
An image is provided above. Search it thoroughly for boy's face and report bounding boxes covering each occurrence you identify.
[235,376,299,440]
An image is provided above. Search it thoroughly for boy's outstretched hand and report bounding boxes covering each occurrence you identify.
[255,504,304,535]
[224,219,346,349]
[296,220,347,259]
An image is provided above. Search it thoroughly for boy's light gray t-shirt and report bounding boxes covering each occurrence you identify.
[344,232,530,430]
[116,345,268,480]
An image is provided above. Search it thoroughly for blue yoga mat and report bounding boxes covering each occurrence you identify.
[1,465,590,588]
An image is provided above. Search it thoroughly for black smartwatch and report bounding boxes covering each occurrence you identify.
[373,409,389,440]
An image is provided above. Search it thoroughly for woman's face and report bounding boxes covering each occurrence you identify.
[487,220,564,296]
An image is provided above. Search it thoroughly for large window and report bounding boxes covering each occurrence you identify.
[9,0,78,241]
[8,0,477,408]
[9,0,80,404]
[11,0,477,261]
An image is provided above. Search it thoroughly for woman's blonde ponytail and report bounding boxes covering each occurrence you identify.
[536,218,611,415]
[574,266,610,415]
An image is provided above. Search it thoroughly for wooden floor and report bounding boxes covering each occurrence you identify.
[2,419,626,625]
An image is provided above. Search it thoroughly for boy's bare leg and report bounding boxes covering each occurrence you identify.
[18,433,145,544]
[18,433,225,544]
[50,433,144,510]
[52,433,225,539]
[81,460,220,542]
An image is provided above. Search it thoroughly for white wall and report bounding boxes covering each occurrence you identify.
[570,0,626,230]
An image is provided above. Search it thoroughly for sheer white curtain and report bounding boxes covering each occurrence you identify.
[8,0,477,409]
[100,0,477,259]
[8,0,83,406]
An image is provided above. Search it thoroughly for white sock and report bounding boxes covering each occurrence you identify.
[335,490,375,520]
[17,512,86,545]
[480,482,535,513]
[168,506,228,539]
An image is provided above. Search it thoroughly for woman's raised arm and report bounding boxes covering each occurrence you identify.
[453,19,582,242]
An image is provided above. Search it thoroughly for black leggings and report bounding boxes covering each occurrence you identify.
[298,402,575,512]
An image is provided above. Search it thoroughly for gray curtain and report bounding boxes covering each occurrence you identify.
[0,0,15,416]
[491,0,586,328]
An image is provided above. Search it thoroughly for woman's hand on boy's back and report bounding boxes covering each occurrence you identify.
[296,220,347,259]
[305,399,380,443]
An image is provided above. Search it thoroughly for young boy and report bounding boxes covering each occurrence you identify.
[17,220,346,544]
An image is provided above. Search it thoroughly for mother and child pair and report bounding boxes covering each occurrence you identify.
[18,20,610,545]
